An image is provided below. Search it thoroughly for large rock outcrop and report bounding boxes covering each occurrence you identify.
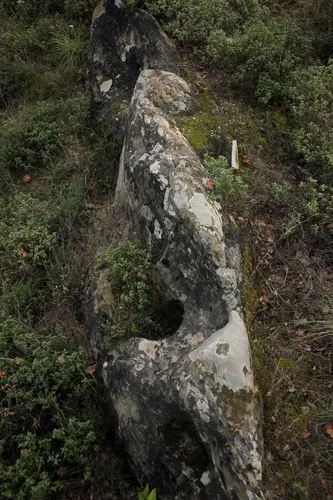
[87,68,263,499]
[88,0,180,120]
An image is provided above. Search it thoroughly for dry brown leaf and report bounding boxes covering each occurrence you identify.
[242,155,251,165]
[0,371,5,379]
[86,203,96,210]
[21,248,29,258]
[325,422,333,438]
[14,357,21,365]
[300,431,311,439]
[22,174,32,184]
[86,366,96,375]
[205,178,214,191]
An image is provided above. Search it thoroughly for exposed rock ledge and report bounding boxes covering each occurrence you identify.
[87,2,263,498]
[86,68,263,499]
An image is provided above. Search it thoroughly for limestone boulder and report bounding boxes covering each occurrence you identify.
[88,0,180,120]
[87,69,263,499]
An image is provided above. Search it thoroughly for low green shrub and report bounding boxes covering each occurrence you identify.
[0,94,90,173]
[287,63,333,177]
[0,193,56,269]
[208,17,311,105]
[299,177,333,240]
[64,0,97,21]
[0,318,102,499]
[203,154,248,203]
[144,0,259,54]
[301,0,333,60]
[105,242,151,313]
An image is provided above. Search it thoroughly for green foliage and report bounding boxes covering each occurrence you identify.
[105,243,151,313]
[302,0,333,60]
[208,17,311,105]
[0,193,55,268]
[288,63,333,176]
[299,177,333,238]
[0,95,90,173]
[138,484,157,500]
[64,0,97,21]
[0,0,51,20]
[203,154,248,202]
[145,0,259,54]
[51,24,89,69]
[0,319,101,499]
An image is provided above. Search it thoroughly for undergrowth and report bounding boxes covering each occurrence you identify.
[0,2,137,499]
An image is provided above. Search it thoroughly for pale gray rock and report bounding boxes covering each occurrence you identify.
[86,69,264,499]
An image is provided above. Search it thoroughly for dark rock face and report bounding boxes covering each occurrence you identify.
[88,0,180,120]
[87,69,264,500]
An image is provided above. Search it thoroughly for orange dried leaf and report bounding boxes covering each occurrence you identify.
[57,466,66,476]
[86,366,96,375]
[22,174,32,184]
[21,248,29,258]
[0,371,5,379]
[242,155,251,165]
[205,178,214,191]
[325,422,333,438]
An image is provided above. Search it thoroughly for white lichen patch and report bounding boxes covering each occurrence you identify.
[100,79,113,93]
[189,192,223,233]
[149,160,160,174]
[200,471,211,486]
[154,220,163,239]
[138,339,158,360]
[189,311,254,392]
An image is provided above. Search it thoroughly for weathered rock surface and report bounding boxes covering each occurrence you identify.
[88,0,180,120]
[87,69,263,499]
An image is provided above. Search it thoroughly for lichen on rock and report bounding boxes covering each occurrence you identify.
[86,64,264,499]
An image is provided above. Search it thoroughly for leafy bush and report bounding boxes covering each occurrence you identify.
[0,193,55,268]
[299,177,333,240]
[64,0,97,21]
[144,0,259,54]
[208,17,311,105]
[287,63,333,177]
[0,319,101,499]
[302,0,333,60]
[105,242,151,313]
[203,154,248,202]
[0,95,90,173]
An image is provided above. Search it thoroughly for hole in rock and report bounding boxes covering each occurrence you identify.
[144,298,184,340]
[161,417,210,495]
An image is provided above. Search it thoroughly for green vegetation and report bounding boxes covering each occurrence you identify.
[140,1,333,498]
[203,154,248,203]
[0,323,100,499]
[1,0,333,498]
[105,243,151,313]
[138,484,157,500]
[0,2,136,498]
